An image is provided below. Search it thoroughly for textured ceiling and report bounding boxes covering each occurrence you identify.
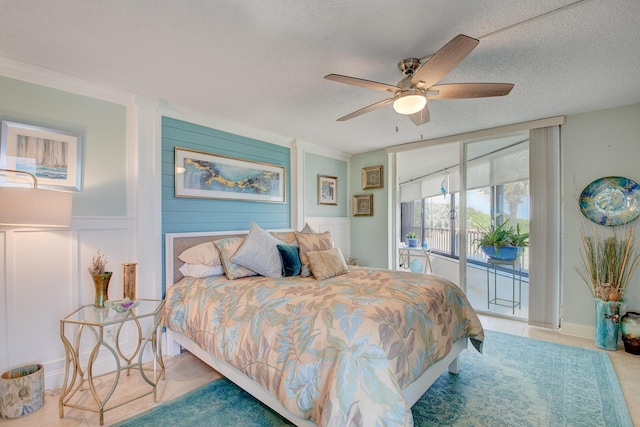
[0,0,639,154]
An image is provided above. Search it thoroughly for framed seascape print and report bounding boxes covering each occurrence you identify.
[353,194,373,217]
[318,175,337,205]
[362,164,383,190]
[175,147,286,203]
[0,121,83,191]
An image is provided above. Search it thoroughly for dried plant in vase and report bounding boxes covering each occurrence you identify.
[577,226,640,302]
[88,251,109,275]
[88,251,112,308]
[577,225,640,350]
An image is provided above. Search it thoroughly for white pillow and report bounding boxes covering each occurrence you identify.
[178,242,222,267]
[232,222,283,278]
[179,263,225,278]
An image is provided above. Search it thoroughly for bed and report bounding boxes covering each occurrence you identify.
[164,228,484,427]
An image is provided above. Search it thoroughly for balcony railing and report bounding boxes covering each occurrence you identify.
[403,226,529,271]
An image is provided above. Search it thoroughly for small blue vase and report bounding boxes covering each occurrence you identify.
[594,298,621,350]
[409,259,423,273]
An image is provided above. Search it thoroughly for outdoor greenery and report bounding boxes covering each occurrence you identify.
[578,226,640,302]
[474,219,529,251]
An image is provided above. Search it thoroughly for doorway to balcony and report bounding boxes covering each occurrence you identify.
[398,134,530,321]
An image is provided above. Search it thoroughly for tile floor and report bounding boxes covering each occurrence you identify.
[3,315,639,426]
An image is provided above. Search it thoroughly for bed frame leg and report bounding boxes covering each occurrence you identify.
[448,356,460,374]
[165,330,182,357]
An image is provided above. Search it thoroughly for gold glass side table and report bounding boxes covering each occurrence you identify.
[59,299,165,425]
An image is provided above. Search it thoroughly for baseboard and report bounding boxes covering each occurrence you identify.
[560,321,594,339]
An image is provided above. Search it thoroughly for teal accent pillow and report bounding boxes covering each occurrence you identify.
[277,244,301,277]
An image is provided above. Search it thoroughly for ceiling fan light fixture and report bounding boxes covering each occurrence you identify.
[393,90,427,115]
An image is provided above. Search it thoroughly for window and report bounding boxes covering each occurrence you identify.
[400,138,530,272]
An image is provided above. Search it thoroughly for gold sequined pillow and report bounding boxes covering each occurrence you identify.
[295,231,332,277]
[307,248,349,280]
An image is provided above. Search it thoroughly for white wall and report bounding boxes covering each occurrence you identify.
[0,67,142,389]
[561,103,640,337]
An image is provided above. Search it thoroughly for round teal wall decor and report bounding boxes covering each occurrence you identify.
[579,176,640,226]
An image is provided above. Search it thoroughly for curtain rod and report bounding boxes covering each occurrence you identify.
[387,116,564,154]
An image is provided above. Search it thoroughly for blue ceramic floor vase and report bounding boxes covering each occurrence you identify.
[594,298,621,350]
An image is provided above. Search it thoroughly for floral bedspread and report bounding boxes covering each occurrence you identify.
[165,267,484,426]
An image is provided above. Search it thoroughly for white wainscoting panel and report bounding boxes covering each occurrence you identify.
[0,217,140,390]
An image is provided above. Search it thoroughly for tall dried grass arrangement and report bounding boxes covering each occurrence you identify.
[578,225,640,301]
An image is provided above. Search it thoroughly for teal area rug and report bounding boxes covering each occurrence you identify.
[113,331,632,427]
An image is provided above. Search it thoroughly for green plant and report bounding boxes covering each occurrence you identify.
[474,219,529,251]
[406,231,417,239]
[577,226,640,302]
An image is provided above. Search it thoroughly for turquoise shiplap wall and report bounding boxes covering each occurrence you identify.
[161,117,291,234]
[304,152,348,217]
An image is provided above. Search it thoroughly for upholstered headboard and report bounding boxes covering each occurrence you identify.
[165,229,299,286]
[165,230,246,286]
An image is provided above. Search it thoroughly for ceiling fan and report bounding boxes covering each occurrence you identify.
[325,34,514,126]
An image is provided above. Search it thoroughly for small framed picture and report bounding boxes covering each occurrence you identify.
[0,120,83,191]
[318,175,338,205]
[362,165,383,190]
[353,194,373,216]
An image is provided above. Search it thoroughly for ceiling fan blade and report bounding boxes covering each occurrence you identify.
[411,34,479,88]
[427,83,514,99]
[409,104,430,126]
[336,98,394,121]
[325,74,401,93]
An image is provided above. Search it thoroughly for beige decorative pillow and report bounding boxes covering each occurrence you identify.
[271,223,315,245]
[178,242,222,267]
[307,248,349,280]
[295,231,332,277]
[270,231,298,246]
[301,223,316,233]
[213,237,258,280]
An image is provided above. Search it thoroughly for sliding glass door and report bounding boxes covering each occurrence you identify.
[463,134,530,320]
[397,123,561,326]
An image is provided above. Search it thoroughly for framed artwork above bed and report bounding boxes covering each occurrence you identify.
[174,147,286,203]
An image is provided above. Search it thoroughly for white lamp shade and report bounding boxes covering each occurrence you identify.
[393,93,427,115]
[0,187,72,227]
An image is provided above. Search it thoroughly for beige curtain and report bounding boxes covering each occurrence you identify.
[528,126,561,328]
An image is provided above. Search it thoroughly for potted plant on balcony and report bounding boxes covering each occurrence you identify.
[406,232,419,248]
[475,219,529,261]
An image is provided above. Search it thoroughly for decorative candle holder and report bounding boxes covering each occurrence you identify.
[123,263,137,301]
